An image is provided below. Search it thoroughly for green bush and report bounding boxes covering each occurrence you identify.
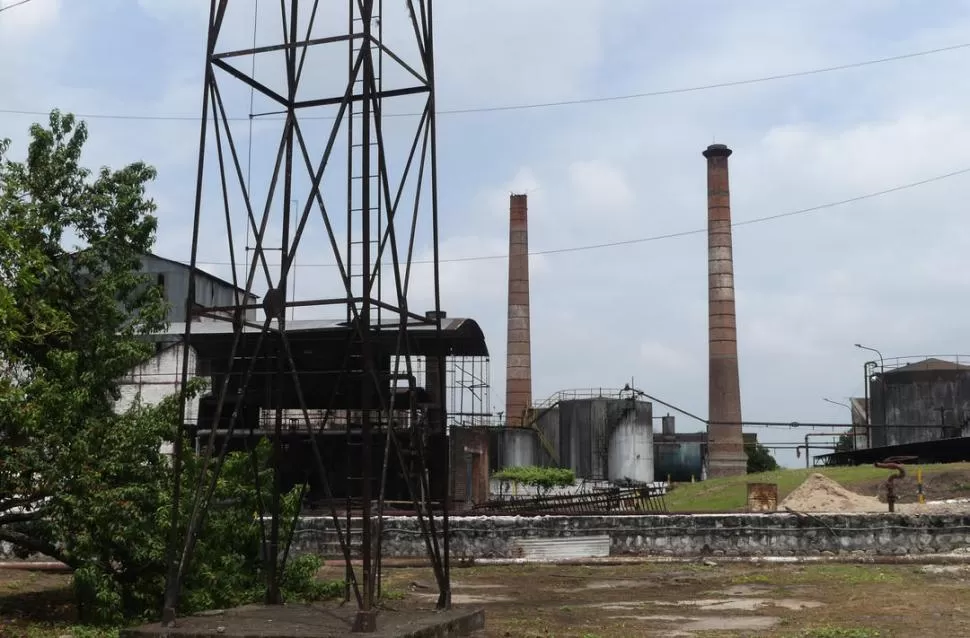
[492,466,576,495]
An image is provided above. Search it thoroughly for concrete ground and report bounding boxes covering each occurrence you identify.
[6,560,970,637]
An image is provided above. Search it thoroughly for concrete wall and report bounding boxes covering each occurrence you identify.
[116,343,203,454]
[293,513,970,559]
[452,427,489,509]
[871,370,970,447]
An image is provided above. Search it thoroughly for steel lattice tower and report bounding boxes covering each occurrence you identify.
[161,0,450,631]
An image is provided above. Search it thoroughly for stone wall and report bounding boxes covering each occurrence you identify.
[292,513,970,559]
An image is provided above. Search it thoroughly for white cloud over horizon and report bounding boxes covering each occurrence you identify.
[4,0,970,467]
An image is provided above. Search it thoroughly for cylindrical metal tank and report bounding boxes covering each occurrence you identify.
[501,427,537,468]
[654,441,705,483]
[553,398,654,482]
[607,403,654,484]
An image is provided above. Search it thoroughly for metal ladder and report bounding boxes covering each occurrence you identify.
[347,1,384,326]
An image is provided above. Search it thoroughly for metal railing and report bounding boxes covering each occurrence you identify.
[472,485,668,515]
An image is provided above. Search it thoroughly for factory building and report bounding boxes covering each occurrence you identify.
[821,357,970,466]
[490,390,655,484]
[112,253,494,511]
[137,253,259,325]
[488,401,759,485]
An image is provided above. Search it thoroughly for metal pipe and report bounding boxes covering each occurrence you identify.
[803,433,840,468]
[855,343,884,371]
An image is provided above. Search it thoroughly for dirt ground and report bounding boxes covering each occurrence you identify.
[853,469,970,505]
[7,560,970,637]
[351,561,970,638]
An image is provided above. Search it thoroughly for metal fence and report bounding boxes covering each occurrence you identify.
[471,485,668,516]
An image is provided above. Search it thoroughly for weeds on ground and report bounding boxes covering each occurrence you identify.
[796,565,902,585]
[13,626,119,638]
[380,588,406,601]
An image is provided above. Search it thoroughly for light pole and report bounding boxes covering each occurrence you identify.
[854,343,884,371]
[822,397,850,410]
[855,343,885,449]
[822,397,854,451]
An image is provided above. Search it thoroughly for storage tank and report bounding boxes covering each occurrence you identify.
[556,397,653,482]
[654,440,706,483]
[607,404,654,484]
[501,427,537,468]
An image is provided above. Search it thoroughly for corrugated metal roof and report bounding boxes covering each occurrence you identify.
[512,535,611,560]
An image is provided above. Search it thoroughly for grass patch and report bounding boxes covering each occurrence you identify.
[665,462,970,512]
[796,565,903,585]
[380,588,406,601]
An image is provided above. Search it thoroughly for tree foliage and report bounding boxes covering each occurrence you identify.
[0,111,334,625]
[745,442,780,474]
[835,432,854,453]
[492,466,576,495]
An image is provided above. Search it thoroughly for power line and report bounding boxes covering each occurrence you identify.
[188,164,970,269]
[0,0,35,13]
[2,42,969,122]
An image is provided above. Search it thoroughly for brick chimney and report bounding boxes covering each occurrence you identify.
[703,144,746,478]
[505,193,532,427]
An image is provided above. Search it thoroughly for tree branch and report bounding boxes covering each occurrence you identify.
[0,510,43,525]
[0,527,72,567]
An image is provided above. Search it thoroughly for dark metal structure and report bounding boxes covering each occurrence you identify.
[162,1,449,632]
[865,355,970,447]
[816,434,970,466]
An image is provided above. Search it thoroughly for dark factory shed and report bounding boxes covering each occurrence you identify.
[869,356,970,447]
[150,317,488,410]
[146,317,489,509]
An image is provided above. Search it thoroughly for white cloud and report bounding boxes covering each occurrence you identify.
[567,159,635,218]
[0,0,59,31]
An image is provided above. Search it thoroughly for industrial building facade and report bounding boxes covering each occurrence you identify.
[822,356,970,466]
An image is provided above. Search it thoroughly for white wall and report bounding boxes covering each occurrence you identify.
[116,342,201,454]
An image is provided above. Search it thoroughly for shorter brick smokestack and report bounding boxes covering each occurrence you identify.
[703,143,746,478]
[505,194,532,427]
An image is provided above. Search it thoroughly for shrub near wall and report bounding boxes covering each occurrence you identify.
[491,466,576,497]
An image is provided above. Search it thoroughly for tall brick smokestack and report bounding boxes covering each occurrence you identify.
[505,193,532,427]
[703,144,746,478]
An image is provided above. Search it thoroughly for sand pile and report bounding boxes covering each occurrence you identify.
[779,473,884,513]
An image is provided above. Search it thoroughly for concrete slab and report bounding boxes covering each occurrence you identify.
[120,603,485,638]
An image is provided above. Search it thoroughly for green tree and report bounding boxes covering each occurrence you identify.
[745,442,780,474]
[0,111,333,625]
[835,432,854,453]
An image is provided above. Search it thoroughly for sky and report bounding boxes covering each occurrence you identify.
[3,0,970,468]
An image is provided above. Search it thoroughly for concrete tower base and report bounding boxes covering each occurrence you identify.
[707,457,748,479]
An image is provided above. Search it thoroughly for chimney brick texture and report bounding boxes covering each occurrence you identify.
[703,144,747,478]
[505,194,532,427]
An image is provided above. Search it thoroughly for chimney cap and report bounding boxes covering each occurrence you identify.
[703,143,732,159]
